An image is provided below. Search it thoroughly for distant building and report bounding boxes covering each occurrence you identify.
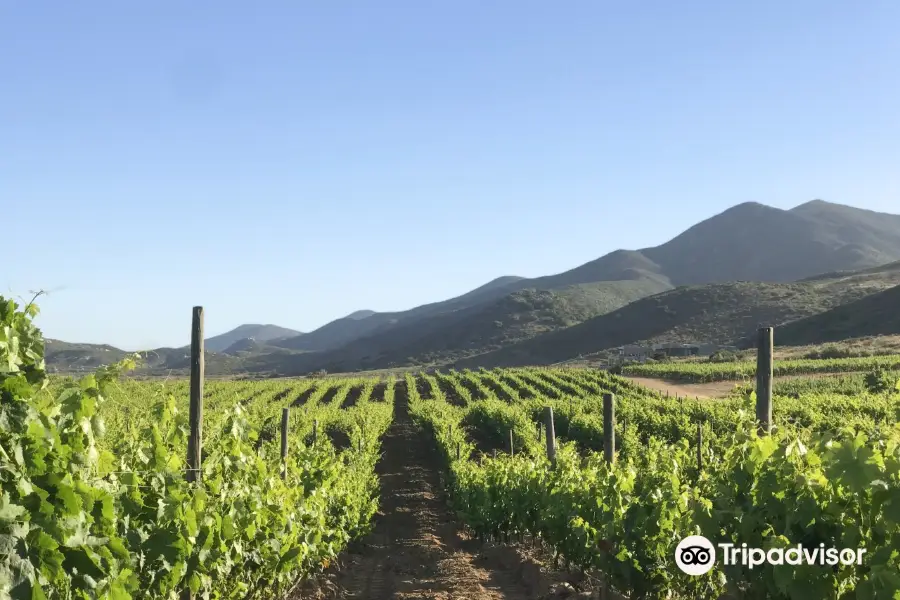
[618,345,654,362]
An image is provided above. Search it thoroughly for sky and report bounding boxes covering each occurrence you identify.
[3,1,899,350]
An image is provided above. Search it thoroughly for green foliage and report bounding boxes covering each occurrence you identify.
[865,368,900,395]
[804,344,858,359]
[708,350,738,363]
[0,297,389,599]
[407,366,900,600]
[624,354,900,383]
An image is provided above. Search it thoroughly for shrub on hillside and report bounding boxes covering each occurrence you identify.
[708,350,738,363]
[803,344,865,360]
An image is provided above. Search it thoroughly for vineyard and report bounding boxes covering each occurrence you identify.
[3,299,900,599]
[622,354,900,383]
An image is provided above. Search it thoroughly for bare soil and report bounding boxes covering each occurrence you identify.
[625,372,848,399]
[296,383,584,600]
[624,377,741,399]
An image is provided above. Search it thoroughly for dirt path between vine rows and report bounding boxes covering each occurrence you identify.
[625,372,847,399]
[297,381,566,600]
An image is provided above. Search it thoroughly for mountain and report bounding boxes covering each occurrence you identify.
[452,261,900,368]
[263,279,671,373]
[44,200,900,375]
[344,310,376,320]
[776,282,900,347]
[222,338,265,355]
[270,276,526,352]
[204,324,303,353]
[45,323,303,372]
[520,200,900,291]
[263,200,900,374]
[44,340,131,371]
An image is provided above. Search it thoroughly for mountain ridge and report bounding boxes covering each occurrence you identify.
[269,199,900,357]
[203,324,303,353]
[259,199,900,372]
[44,199,900,375]
[452,260,900,369]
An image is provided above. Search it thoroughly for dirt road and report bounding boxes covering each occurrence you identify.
[300,383,568,600]
[624,377,742,398]
[625,372,849,399]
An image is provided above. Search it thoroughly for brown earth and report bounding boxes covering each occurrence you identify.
[295,383,590,600]
[624,377,742,399]
[625,372,849,399]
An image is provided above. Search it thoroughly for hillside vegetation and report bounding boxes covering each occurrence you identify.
[776,282,900,346]
[204,323,303,352]
[454,262,900,369]
[269,278,671,374]
[3,298,390,599]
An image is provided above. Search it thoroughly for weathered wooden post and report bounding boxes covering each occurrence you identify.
[183,306,204,600]
[493,449,498,459]
[544,406,557,466]
[280,407,289,479]
[509,429,514,456]
[187,306,204,484]
[756,327,774,435]
[456,441,461,460]
[603,393,616,464]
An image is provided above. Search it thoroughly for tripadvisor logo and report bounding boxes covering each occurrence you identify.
[676,536,716,575]
[675,536,867,575]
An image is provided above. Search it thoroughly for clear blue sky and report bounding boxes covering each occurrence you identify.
[4,1,899,350]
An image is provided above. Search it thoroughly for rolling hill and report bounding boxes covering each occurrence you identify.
[262,279,671,373]
[452,261,900,368]
[261,199,900,373]
[45,323,303,373]
[44,340,131,371]
[776,280,900,346]
[204,324,302,352]
[270,276,526,352]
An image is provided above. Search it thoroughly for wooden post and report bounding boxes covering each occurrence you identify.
[456,441,461,460]
[696,422,703,473]
[544,406,557,466]
[756,327,774,435]
[313,419,318,445]
[183,306,204,599]
[493,449,497,459]
[187,306,204,484]
[280,407,289,479]
[509,429,514,456]
[603,393,616,464]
